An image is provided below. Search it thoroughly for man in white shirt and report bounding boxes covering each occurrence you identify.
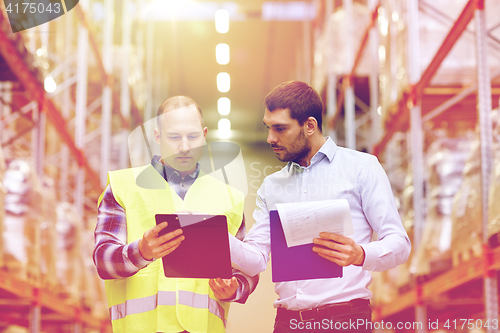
[229,81,411,332]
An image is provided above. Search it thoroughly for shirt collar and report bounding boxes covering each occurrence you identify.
[151,155,200,182]
[286,137,337,171]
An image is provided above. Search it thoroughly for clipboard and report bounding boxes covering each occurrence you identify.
[270,210,342,282]
[155,214,232,279]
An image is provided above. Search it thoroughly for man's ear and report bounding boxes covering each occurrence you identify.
[154,128,161,145]
[305,117,318,137]
[203,127,208,139]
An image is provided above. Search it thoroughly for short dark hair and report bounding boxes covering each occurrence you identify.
[156,95,204,130]
[264,81,323,131]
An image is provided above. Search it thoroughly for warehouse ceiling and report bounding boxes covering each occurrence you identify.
[142,1,313,143]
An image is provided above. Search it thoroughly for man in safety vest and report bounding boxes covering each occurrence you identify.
[94,95,258,333]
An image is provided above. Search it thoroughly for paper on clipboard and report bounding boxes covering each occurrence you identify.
[275,199,353,248]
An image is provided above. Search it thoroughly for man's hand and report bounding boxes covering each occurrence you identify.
[312,232,365,266]
[138,222,184,260]
[209,277,239,300]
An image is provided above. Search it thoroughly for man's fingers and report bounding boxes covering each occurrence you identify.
[152,222,169,234]
[314,246,352,266]
[158,228,183,243]
[209,279,224,298]
[318,252,342,264]
[214,278,228,291]
[157,242,182,258]
[313,238,342,251]
[154,235,185,258]
[318,232,347,243]
[229,277,239,288]
[313,245,339,257]
[209,277,238,299]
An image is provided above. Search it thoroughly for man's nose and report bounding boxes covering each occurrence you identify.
[267,131,277,145]
[179,138,190,152]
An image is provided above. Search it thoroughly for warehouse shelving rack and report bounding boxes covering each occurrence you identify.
[0,0,147,331]
[0,270,110,332]
[317,0,500,332]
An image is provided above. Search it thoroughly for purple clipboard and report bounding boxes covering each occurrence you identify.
[270,210,342,282]
[155,214,232,279]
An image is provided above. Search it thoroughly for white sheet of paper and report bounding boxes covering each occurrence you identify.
[275,199,353,248]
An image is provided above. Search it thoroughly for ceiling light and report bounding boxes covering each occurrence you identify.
[217,72,230,92]
[44,76,57,93]
[216,43,230,65]
[215,9,229,33]
[380,17,388,36]
[378,45,386,63]
[218,118,231,138]
[218,97,231,115]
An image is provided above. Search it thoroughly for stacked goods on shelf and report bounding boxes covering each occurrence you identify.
[2,325,28,333]
[369,271,384,306]
[452,111,500,265]
[394,169,415,289]
[451,143,482,265]
[369,163,411,304]
[488,113,500,247]
[82,217,108,319]
[415,136,472,277]
[370,155,413,303]
[0,146,5,268]
[40,178,57,291]
[377,0,408,122]
[369,267,401,306]
[376,1,500,125]
[324,3,372,78]
[55,202,83,303]
[2,159,42,282]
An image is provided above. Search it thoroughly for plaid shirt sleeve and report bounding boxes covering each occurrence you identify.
[93,184,154,279]
[225,214,260,304]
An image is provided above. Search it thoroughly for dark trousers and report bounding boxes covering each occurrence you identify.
[273,299,372,333]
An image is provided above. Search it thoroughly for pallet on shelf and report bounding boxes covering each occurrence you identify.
[452,241,483,267]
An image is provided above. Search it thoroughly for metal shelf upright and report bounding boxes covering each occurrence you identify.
[321,0,381,152]
[369,0,500,331]
[316,0,500,329]
[0,0,147,331]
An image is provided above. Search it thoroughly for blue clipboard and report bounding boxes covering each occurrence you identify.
[270,210,342,282]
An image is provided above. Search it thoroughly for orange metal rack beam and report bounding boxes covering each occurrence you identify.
[372,245,500,321]
[330,3,379,127]
[74,4,111,88]
[0,270,111,331]
[349,2,379,82]
[75,4,143,128]
[0,14,102,191]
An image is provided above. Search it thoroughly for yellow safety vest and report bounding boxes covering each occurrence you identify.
[98,165,244,333]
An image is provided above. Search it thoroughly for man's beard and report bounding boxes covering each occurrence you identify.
[272,130,311,163]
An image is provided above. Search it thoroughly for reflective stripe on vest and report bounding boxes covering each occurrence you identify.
[109,290,226,326]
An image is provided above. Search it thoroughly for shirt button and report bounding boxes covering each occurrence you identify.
[298,290,303,295]
[304,190,307,193]
[306,169,310,173]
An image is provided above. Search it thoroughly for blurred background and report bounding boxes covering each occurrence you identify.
[0,0,500,332]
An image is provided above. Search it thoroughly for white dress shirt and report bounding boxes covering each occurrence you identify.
[229,137,411,310]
